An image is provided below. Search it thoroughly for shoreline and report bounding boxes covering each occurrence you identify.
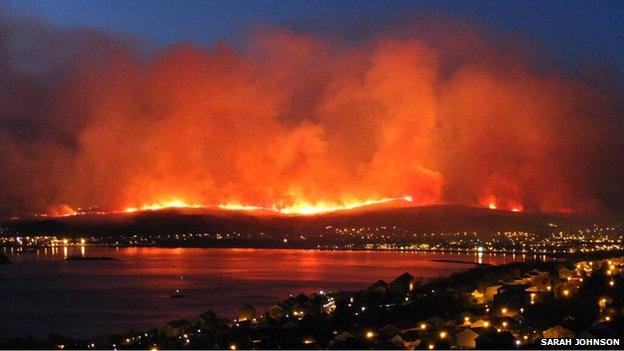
[5,244,624,264]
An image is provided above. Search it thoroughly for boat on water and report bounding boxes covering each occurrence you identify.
[64,255,117,261]
[169,289,184,298]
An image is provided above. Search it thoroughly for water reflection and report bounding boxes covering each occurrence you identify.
[1,247,548,341]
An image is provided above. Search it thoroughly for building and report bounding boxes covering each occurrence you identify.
[456,311,477,326]
[334,331,355,342]
[378,324,402,338]
[456,328,480,349]
[543,325,575,338]
[267,304,286,320]
[389,272,415,300]
[367,280,390,296]
[494,284,529,308]
[157,319,191,338]
[426,316,447,328]
[471,319,490,329]
[484,284,502,302]
[470,289,485,304]
[558,266,575,280]
[189,310,222,328]
[237,305,256,321]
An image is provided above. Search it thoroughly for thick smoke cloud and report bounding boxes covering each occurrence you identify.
[0,14,623,216]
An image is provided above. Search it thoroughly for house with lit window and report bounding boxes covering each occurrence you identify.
[389,272,415,301]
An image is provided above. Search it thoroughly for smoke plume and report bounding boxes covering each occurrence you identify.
[1,14,623,216]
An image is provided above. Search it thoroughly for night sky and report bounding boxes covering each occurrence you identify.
[4,0,624,72]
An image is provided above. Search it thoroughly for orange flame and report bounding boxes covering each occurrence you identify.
[123,199,203,213]
[217,203,264,211]
[116,195,415,216]
[480,194,523,212]
[272,195,414,215]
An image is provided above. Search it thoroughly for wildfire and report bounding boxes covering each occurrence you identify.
[127,197,408,216]
[47,204,78,217]
[123,199,203,213]
[509,202,524,212]
[481,195,523,212]
[38,196,418,218]
[273,195,414,215]
[35,193,537,218]
[217,203,265,211]
[217,195,414,215]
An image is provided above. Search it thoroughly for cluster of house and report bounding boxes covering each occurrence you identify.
[329,257,622,349]
[156,311,228,340]
[138,256,623,350]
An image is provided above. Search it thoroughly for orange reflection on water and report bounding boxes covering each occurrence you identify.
[11,246,552,325]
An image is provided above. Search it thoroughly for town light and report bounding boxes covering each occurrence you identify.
[501,307,507,314]
[563,289,570,297]
[439,331,447,339]
[229,344,237,350]
[420,323,427,330]
[365,331,375,339]
[428,344,434,350]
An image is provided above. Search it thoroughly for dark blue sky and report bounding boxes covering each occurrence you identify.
[4,0,624,71]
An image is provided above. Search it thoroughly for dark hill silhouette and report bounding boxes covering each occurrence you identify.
[2,205,601,237]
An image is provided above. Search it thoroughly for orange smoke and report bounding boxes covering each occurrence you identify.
[1,18,623,217]
[47,204,78,217]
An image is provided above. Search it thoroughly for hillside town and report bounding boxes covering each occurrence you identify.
[3,254,622,350]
